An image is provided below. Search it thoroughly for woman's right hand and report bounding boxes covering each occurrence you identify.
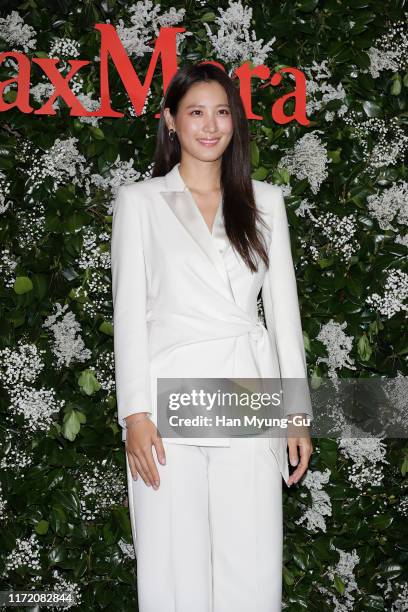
[125,413,166,490]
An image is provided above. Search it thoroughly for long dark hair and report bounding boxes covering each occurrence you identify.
[152,62,269,273]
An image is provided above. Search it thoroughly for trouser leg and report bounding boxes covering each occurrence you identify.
[206,435,283,612]
[129,442,212,612]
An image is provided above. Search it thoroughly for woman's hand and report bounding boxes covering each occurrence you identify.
[125,413,166,490]
[286,414,313,487]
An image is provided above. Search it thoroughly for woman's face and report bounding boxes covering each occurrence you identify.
[164,80,234,163]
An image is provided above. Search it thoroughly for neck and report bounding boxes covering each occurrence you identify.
[178,156,222,193]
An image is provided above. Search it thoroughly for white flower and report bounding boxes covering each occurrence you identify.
[279,132,329,194]
[316,320,356,378]
[42,303,92,368]
[0,170,11,214]
[0,340,45,388]
[91,156,141,214]
[338,437,388,488]
[49,37,80,59]
[7,384,64,433]
[0,483,7,521]
[0,248,18,289]
[295,197,317,219]
[76,462,126,520]
[0,11,37,53]
[366,18,408,78]
[366,268,408,319]
[305,210,359,263]
[3,534,41,576]
[366,181,408,231]
[296,468,332,532]
[318,546,361,611]
[118,538,136,560]
[26,137,91,196]
[204,0,276,69]
[300,59,348,121]
[115,1,188,58]
[344,114,408,172]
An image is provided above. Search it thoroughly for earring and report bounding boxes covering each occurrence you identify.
[168,128,176,142]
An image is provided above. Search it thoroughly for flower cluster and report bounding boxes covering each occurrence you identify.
[75,462,126,521]
[300,59,348,122]
[0,170,11,214]
[366,268,408,319]
[25,137,91,197]
[366,181,408,249]
[0,483,7,521]
[118,538,136,560]
[16,202,46,250]
[42,302,92,369]
[204,0,276,69]
[0,340,64,434]
[0,340,45,387]
[0,10,37,53]
[0,247,18,289]
[318,546,361,611]
[303,210,359,263]
[344,114,408,173]
[49,37,81,59]
[3,533,41,578]
[316,320,357,379]
[365,17,408,78]
[114,0,188,58]
[90,155,141,214]
[296,468,332,532]
[278,132,329,194]
[77,226,111,272]
[47,571,82,610]
[89,350,115,394]
[338,437,389,488]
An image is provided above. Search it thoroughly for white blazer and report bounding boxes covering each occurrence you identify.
[111,161,313,486]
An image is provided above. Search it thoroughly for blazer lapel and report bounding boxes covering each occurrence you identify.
[160,162,236,304]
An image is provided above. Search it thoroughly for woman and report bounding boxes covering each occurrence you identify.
[111,62,313,612]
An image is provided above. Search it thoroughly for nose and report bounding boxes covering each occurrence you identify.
[249,321,265,340]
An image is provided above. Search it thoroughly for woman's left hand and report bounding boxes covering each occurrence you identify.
[286,414,313,487]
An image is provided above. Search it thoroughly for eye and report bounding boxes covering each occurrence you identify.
[219,109,230,115]
[190,110,202,115]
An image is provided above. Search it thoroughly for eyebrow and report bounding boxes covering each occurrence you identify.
[185,104,230,109]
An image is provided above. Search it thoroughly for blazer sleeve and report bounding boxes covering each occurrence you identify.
[111,185,152,430]
[261,186,313,418]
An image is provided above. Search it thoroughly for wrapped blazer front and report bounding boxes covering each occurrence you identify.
[111,161,313,487]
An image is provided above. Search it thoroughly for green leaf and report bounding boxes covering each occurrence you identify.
[251,167,269,180]
[390,74,401,96]
[372,514,393,530]
[35,520,49,535]
[282,565,295,586]
[99,320,113,336]
[250,140,259,167]
[62,409,82,441]
[362,100,383,118]
[201,11,215,21]
[357,334,372,361]
[333,573,346,595]
[13,276,33,295]
[89,127,105,140]
[78,369,101,396]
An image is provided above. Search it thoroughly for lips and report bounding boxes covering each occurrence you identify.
[197,138,220,146]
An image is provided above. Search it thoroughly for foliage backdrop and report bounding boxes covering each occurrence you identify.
[0,0,407,610]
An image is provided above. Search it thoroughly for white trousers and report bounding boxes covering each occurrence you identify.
[127,435,283,612]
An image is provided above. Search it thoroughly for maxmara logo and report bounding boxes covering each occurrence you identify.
[0,24,310,125]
